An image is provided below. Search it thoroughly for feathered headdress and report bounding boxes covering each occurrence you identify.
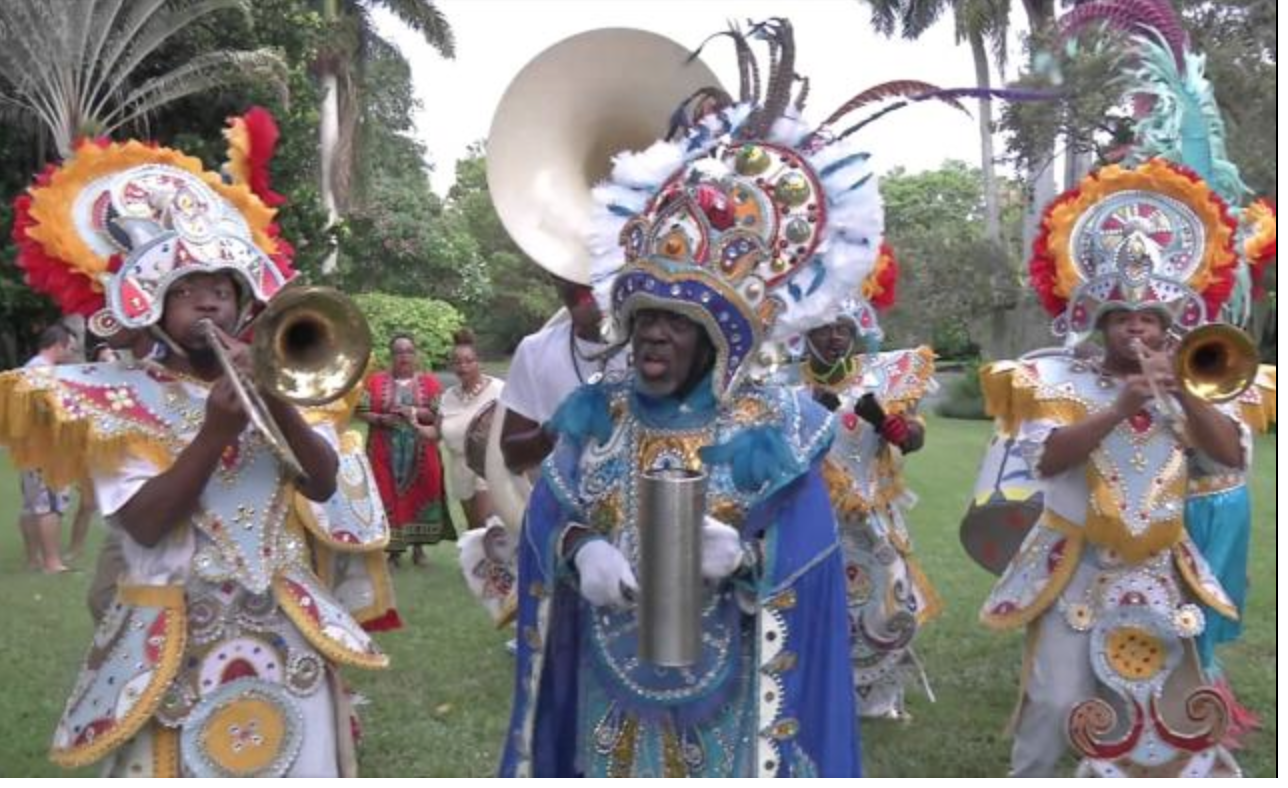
[832,240,901,346]
[11,119,295,336]
[1029,0,1264,342]
[223,106,287,208]
[589,19,1020,400]
[1029,158,1237,341]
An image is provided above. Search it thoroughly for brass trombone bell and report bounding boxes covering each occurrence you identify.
[198,285,372,482]
[252,286,373,407]
[1176,323,1259,404]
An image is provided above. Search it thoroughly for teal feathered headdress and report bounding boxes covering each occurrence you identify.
[1059,0,1250,206]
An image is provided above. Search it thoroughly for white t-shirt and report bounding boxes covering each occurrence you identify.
[499,320,629,425]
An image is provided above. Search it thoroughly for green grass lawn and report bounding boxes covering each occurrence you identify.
[0,416,1276,776]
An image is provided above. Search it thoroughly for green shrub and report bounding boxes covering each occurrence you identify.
[935,358,989,420]
[353,292,463,369]
[930,321,980,361]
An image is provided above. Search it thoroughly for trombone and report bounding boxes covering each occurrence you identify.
[198,286,372,482]
[1133,323,1259,426]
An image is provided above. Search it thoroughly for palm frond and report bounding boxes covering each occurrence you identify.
[86,0,248,125]
[84,0,170,100]
[898,0,951,39]
[0,0,286,156]
[101,48,287,133]
[862,0,954,40]
[0,4,78,151]
[863,0,902,38]
[78,0,130,125]
[957,0,1011,73]
[375,0,455,58]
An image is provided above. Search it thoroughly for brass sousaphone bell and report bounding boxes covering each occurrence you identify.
[481,28,723,534]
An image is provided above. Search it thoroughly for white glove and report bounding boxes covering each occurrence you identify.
[701,516,744,581]
[573,539,639,609]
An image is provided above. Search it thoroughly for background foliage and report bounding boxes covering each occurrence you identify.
[0,1,1275,370]
[353,291,462,369]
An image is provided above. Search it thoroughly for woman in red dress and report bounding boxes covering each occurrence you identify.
[358,334,452,566]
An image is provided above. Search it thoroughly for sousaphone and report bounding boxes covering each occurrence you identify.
[482,28,722,533]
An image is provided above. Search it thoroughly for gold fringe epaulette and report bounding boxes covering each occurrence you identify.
[882,345,938,415]
[979,360,1088,436]
[1239,365,1276,434]
[0,369,175,488]
[820,455,904,517]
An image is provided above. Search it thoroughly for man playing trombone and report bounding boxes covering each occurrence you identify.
[0,140,389,776]
[975,160,1249,778]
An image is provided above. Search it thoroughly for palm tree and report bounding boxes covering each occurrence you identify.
[865,0,1022,358]
[314,0,454,272]
[866,0,1011,253]
[0,0,287,159]
[864,0,1062,358]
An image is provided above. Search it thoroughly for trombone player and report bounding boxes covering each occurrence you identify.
[975,159,1248,777]
[0,143,388,776]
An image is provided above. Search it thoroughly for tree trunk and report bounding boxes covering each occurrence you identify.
[967,28,1016,360]
[1063,144,1094,191]
[1016,0,1058,357]
[971,30,1002,248]
[320,70,340,222]
[318,0,341,274]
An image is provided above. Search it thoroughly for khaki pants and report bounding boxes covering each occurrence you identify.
[87,531,126,624]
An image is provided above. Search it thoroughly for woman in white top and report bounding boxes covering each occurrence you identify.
[436,330,504,530]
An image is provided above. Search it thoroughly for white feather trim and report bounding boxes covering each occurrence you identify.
[609,139,687,188]
[585,99,884,347]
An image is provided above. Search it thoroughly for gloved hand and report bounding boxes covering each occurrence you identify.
[573,539,638,609]
[854,392,886,428]
[880,413,911,447]
[701,516,744,581]
[814,389,842,412]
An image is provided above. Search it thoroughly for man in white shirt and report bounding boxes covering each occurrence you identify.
[17,323,78,573]
[499,276,628,474]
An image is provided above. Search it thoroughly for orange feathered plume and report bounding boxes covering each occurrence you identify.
[1242,198,1276,297]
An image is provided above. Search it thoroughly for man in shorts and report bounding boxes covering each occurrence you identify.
[17,323,78,573]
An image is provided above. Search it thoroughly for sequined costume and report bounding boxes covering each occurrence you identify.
[807,346,940,718]
[1035,1,1277,761]
[0,121,393,777]
[980,354,1243,777]
[785,242,942,720]
[501,377,858,777]
[498,20,894,776]
[1184,367,1274,672]
[975,107,1249,774]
